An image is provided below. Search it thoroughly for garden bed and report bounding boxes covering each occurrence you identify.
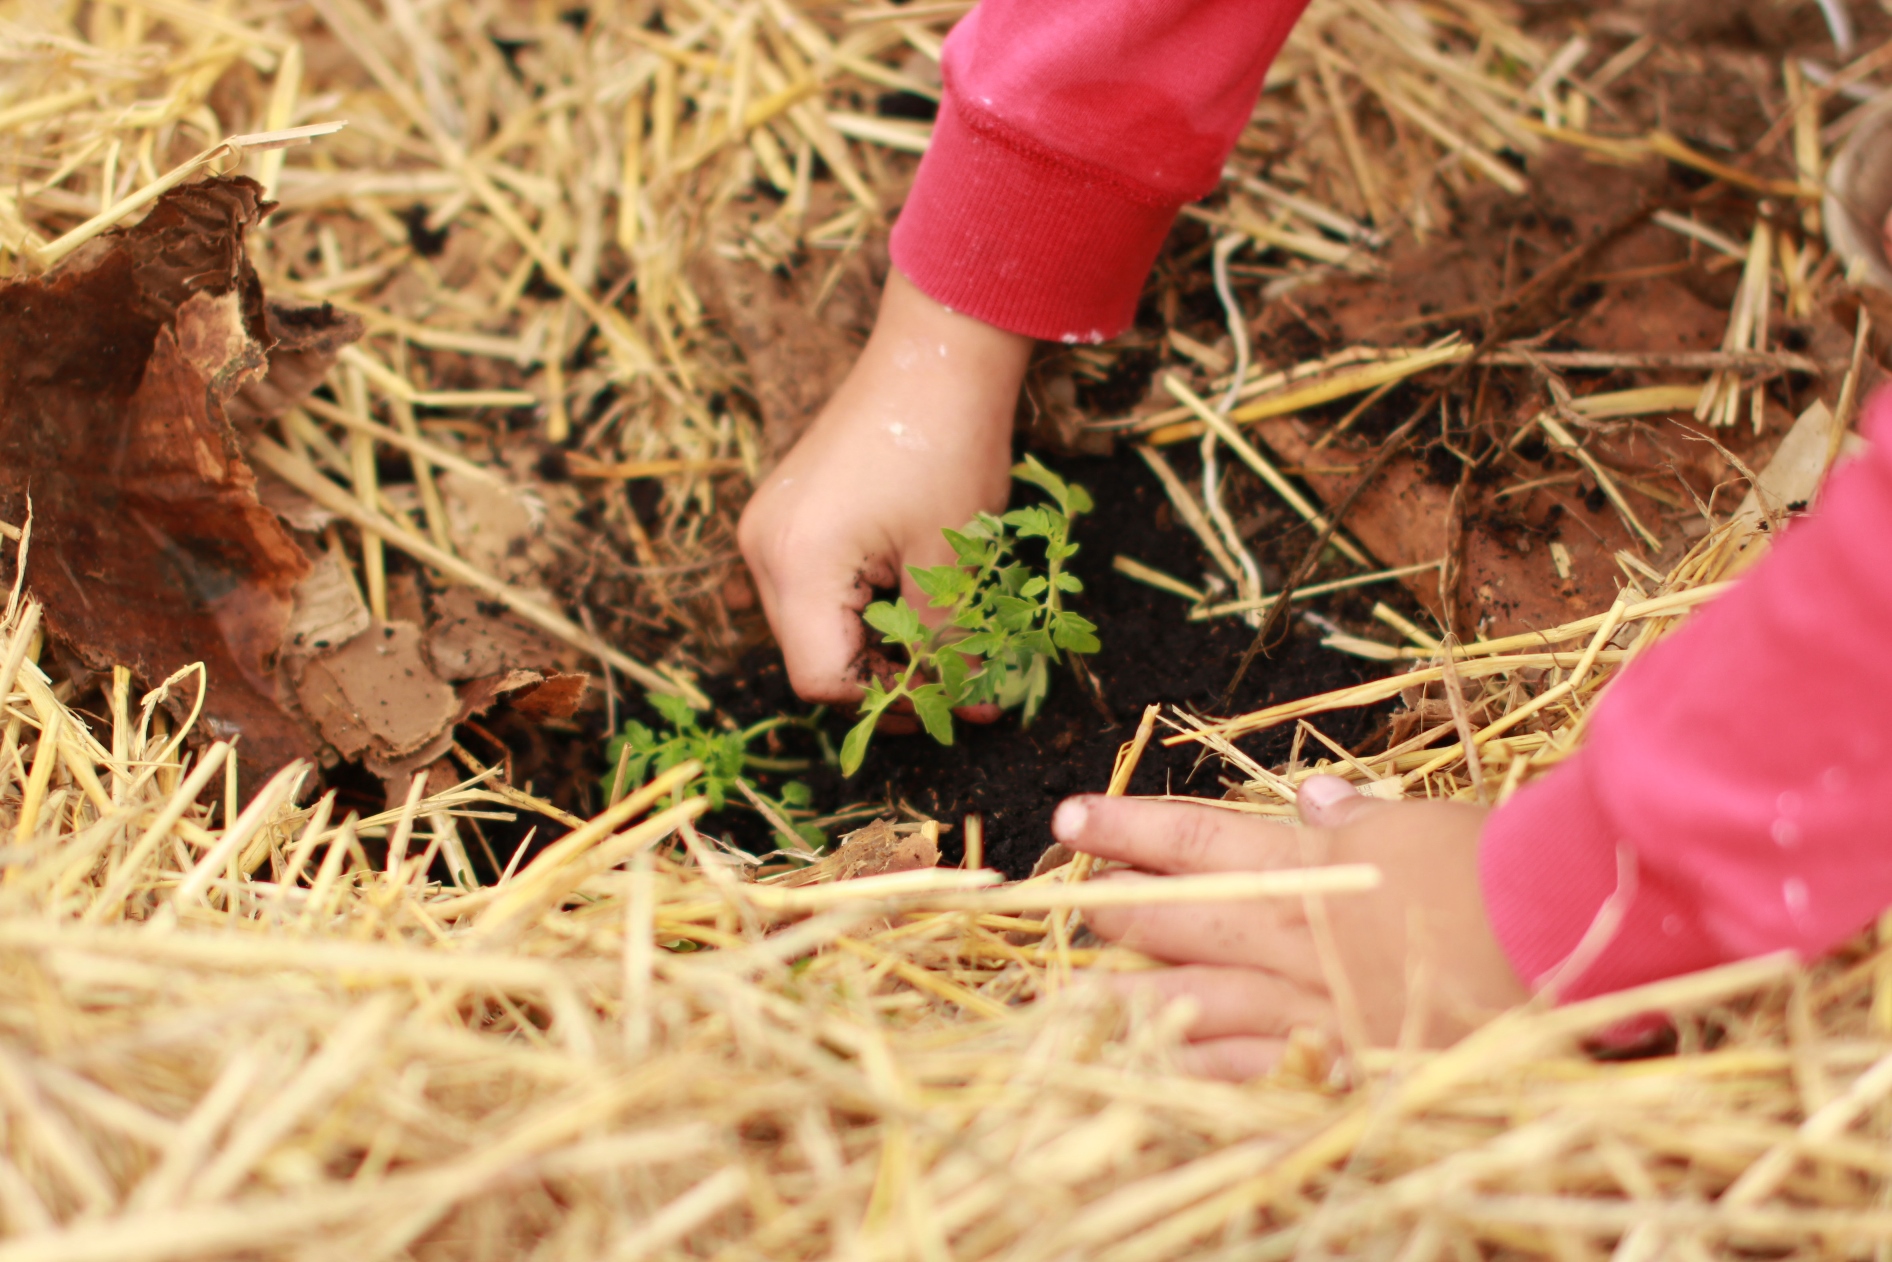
[1,0,1890,1256]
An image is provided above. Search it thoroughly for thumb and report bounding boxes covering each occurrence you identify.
[1295,775,1376,830]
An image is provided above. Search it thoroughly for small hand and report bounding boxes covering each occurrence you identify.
[738,269,1029,709]
[1054,776,1529,1081]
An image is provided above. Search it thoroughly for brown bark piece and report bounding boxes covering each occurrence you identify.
[452,668,588,723]
[424,584,575,681]
[507,672,589,721]
[0,177,352,778]
[294,621,460,762]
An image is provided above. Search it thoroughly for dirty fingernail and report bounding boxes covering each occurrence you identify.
[1051,797,1089,842]
[1297,775,1358,813]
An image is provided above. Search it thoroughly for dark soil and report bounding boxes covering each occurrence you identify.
[703,446,1399,878]
[404,440,1409,886]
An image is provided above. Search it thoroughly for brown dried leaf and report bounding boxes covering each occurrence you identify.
[507,672,589,721]
[0,177,350,776]
[225,301,365,426]
[454,668,546,722]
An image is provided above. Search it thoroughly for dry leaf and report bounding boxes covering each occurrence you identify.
[506,671,589,721]
[226,301,364,426]
[0,176,352,777]
[437,471,554,585]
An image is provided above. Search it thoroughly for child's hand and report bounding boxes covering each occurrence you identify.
[1054,777,1530,1081]
[738,269,1031,705]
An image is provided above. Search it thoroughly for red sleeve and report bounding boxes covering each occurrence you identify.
[1479,393,1892,1002]
[889,0,1310,344]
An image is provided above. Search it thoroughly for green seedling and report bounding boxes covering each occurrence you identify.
[839,455,1100,776]
[601,694,824,850]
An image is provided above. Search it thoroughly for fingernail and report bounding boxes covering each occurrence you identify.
[1051,797,1089,843]
[1297,775,1358,812]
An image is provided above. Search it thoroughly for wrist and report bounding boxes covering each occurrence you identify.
[795,268,1028,468]
[862,269,1032,417]
[875,268,1034,358]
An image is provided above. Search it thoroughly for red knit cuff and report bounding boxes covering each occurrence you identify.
[1479,757,1727,1003]
[890,95,1182,344]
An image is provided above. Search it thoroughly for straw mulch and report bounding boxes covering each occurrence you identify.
[0,512,1882,1259]
[4,0,1892,1257]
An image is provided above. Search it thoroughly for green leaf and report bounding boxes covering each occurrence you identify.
[909,685,956,745]
[952,629,1002,658]
[794,822,827,850]
[1011,455,1092,518]
[1011,453,1069,502]
[1020,575,1048,599]
[780,780,812,808]
[1003,506,1056,540]
[863,599,925,646]
[969,511,1007,537]
[942,528,987,566]
[709,735,746,783]
[935,647,972,700]
[839,713,878,776]
[992,595,1037,629]
[1053,613,1101,655]
[1017,628,1057,658]
[1056,572,1084,592]
[962,667,1002,707]
[991,661,1030,709]
[909,564,971,604]
[650,692,699,729]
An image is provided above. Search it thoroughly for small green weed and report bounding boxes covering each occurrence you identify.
[600,694,824,850]
[839,455,1100,776]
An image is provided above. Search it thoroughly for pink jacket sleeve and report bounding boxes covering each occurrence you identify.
[1480,394,1892,1002]
[890,0,1310,344]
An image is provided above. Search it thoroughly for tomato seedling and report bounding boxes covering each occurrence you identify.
[601,694,825,850]
[839,456,1100,776]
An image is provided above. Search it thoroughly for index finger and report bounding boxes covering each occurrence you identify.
[1051,796,1314,875]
